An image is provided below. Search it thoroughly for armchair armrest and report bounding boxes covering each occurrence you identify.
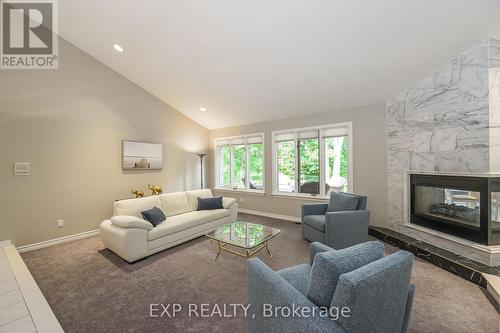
[110,215,153,231]
[246,258,344,333]
[324,210,370,249]
[309,242,335,265]
[301,203,328,219]
[222,197,237,209]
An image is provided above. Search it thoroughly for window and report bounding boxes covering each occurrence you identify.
[272,123,352,197]
[215,133,265,191]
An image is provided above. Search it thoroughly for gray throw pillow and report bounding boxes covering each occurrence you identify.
[327,192,359,212]
[197,197,223,210]
[141,207,166,227]
[306,241,385,307]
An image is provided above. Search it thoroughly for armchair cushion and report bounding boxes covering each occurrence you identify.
[302,215,326,232]
[306,241,384,307]
[276,264,312,296]
[309,242,334,265]
[330,251,414,333]
[110,215,153,231]
[327,192,359,212]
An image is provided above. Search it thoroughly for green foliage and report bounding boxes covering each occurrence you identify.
[277,141,295,178]
[219,143,264,188]
[299,139,319,182]
[220,146,230,186]
[233,145,246,188]
[249,144,264,185]
[278,137,349,185]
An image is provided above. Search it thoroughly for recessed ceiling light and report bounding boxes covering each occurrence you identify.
[113,44,124,53]
[200,107,207,112]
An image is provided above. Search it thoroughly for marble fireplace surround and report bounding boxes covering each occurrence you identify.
[387,36,500,267]
[400,171,500,266]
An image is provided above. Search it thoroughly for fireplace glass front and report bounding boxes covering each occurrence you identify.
[414,186,480,232]
[410,174,500,246]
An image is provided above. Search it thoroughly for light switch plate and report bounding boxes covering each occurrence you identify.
[14,163,30,176]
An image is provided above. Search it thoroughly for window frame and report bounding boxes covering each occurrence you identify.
[271,122,353,199]
[214,132,265,194]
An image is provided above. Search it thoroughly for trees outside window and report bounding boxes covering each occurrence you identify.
[299,138,320,194]
[233,145,246,189]
[217,145,231,188]
[325,136,349,193]
[215,134,264,191]
[248,143,264,189]
[277,141,295,192]
[273,124,352,196]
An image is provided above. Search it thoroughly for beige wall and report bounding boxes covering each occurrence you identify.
[0,39,209,246]
[209,104,388,227]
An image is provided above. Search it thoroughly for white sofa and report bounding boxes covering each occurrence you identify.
[100,189,238,262]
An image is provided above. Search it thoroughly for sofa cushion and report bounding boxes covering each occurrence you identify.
[148,209,229,241]
[110,215,153,230]
[277,264,312,296]
[186,189,213,210]
[113,196,162,218]
[141,207,166,227]
[306,241,384,307]
[302,215,326,232]
[327,192,359,212]
[159,192,191,216]
[197,197,223,210]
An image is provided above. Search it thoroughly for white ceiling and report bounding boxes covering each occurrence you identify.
[59,0,500,129]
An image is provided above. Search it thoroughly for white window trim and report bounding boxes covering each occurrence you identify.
[271,122,353,199]
[213,132,265,193]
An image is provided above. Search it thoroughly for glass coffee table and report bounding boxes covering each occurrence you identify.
[205,222,280,262]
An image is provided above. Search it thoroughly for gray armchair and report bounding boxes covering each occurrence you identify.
[246,242,415,333]
[301,192,369,249]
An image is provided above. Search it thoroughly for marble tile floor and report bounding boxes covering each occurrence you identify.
[0,247,36,333]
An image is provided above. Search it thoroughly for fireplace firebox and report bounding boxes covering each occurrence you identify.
[410,174,500,246]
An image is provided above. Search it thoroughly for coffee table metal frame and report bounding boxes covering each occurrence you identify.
[205,224,280,262]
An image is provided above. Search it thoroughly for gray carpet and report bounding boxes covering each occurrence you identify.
[21,213,499,333]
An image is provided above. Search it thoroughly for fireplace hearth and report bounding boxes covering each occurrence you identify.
[410,174,500,246]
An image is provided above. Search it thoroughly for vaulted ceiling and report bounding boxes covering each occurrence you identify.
[60,1,500,129]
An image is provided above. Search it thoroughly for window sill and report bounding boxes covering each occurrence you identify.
[212,188,266,196]
[271,192,330,201]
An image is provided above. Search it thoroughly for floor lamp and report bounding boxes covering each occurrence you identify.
[197,153,207,189]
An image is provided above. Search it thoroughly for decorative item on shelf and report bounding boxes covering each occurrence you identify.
[197,153,207,189]
[131,189,144,198]
[148,184,163,195]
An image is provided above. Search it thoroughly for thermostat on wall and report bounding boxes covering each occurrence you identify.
[14,163,31,176]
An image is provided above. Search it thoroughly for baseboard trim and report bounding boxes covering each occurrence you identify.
[17,229,100,253]
[239,208,301,223]
[0,239,12,247]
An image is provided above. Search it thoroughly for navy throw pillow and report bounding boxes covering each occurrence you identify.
[141,207,166,227]
[197,197,223,210]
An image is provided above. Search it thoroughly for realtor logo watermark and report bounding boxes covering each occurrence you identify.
[1,0,58,69]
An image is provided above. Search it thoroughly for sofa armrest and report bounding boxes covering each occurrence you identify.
[222,197,237,209]
[110,215,153,231]
[246,258,344,333]
[100,220,149,262]
[324,210,370,249]
[309,242,335,265]
[301,203,328,219]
